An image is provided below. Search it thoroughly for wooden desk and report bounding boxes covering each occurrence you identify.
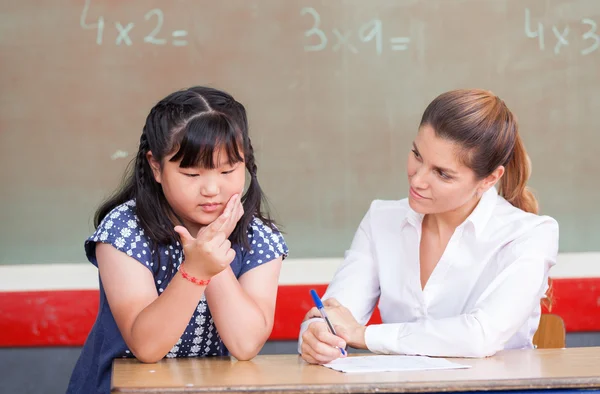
[112,347,600,393]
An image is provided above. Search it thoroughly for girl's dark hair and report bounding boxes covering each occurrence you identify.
[420,89,538,214]
[95,86,275,276]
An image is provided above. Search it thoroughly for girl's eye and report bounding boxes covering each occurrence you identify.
[183,173,199,177]
[222,169,235,175]
[412,149,421,159]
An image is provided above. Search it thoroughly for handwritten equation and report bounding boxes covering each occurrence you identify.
[525,8,598,55]
[79,2,598,58]
[301,7,410,55]
[80,0,188,47]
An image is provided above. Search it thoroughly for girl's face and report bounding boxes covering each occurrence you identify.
[407,125,483,215]
[149,147,246,234]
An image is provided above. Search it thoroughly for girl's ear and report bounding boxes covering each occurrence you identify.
[146,151,162,183]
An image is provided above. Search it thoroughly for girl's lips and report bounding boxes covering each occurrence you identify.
[199,203,221,213]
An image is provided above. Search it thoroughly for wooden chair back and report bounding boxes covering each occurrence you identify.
[533,313,566,349]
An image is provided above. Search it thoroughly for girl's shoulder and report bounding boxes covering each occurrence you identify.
[236,217,288,277]
[246,217,287,252]
[90,200,144,245]
[85,200,157,270]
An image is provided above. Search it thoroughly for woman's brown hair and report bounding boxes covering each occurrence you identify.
[420,89,538,214]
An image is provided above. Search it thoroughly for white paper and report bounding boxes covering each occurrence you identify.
[323,355,471,373]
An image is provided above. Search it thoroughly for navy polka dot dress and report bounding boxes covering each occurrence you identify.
[66,200,288,394]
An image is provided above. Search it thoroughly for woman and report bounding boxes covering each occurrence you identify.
[299,89,558,363]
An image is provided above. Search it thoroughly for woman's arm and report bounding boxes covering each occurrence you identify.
[205,257,283,360]
[299,203,382,362]
[323,218,559,358]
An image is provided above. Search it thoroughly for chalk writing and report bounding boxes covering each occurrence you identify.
[143,9,167,45]
[525,8,598,56]
[80,0,105,45]
[301,7,327,51]
[80,1,187,47]
[110,150,129,160]
[358,20,382,55]
[301,7,410,55]
[582,19,600,55]
[115,22,134,46]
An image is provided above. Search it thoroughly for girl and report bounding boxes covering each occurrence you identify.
[67,86,288,393]
[299,89,558,363]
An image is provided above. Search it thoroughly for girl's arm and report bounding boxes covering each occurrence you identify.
[97,243,207,363]
[99,198,240,363]
[205,257,283,360]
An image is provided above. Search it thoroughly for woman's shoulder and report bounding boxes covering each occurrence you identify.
[488,197,559,256]
[493,197,559,236]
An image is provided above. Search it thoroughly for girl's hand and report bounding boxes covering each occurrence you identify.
[174,194,243,279]
[220,193,245,239]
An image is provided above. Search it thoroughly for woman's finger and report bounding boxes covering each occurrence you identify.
[308,322,346,348]
[301,335,340,364]
[300,349,319,365]
[323,298,341,307]
[305,323,345,357]
[305,307,322,319]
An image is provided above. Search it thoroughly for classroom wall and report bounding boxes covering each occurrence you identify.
[2,0,600,265]
[1,1,599,393]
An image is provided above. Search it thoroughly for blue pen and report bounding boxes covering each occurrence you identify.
[310,289,347,356]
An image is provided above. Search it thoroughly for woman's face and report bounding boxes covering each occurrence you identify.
[407,124,482,215]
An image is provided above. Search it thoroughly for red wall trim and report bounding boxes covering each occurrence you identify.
[0,279,598,347]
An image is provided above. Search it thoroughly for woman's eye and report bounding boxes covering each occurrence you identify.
[437,170,451,180]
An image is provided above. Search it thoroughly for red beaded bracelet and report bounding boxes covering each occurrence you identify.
[179,263,211,286]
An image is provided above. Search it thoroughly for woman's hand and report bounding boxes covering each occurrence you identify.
[305,298,367,350]
[300,319,348,365]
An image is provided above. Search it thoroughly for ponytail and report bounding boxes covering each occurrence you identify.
[499,133,552,310]
[498,133,539,214]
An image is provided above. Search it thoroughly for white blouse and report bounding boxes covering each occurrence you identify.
[299,187,559,358]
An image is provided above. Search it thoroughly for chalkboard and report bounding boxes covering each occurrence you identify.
[1,0,598,265]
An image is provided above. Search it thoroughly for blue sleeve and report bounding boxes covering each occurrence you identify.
[84,201,154,274]
[238,217,289,277]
